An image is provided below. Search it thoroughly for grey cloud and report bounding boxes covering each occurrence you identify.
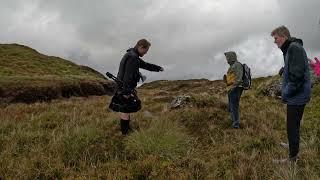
[0,0,319,81]
[277,0,320,52]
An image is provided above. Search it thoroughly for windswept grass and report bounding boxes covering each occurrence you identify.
[125,118,191,160]
[0,78,319,179]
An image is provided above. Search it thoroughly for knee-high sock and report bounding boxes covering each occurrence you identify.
[120,119,130,135]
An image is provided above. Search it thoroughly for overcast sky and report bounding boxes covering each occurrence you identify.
[1,0,319,81]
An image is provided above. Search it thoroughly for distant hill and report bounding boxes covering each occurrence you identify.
[0,44,114,103]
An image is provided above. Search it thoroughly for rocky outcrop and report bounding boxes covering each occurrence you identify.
[260,72,319,99]
[261,77,282,99]
[170,95,191,109]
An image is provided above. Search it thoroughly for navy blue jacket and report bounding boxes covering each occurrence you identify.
[281,38,311,105]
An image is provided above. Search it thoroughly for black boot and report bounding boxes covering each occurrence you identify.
[120,119,129,135]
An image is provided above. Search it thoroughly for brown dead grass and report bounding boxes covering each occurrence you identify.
[0,78,319,179]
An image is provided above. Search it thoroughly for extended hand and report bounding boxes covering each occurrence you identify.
[160,67,164,72]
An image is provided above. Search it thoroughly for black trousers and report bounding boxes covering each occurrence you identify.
[287,104,305,158]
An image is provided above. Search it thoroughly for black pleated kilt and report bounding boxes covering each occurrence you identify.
[109,90,141,113]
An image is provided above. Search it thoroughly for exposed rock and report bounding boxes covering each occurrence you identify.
[262,78,282,99]
[170,95,191,109]
[260,72,319,99]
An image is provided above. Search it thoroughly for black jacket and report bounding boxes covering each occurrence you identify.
[117,48,162,94]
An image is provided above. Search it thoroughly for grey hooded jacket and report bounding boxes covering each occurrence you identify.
[224,51,243,89]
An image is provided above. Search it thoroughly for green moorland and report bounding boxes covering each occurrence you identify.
[0,75,319,179]
[0,44,112,103]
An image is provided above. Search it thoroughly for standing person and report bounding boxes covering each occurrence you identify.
[271,25,311,162]
[110,39,164,135]
[223,51,244,129]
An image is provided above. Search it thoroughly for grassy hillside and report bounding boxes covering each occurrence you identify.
[0,76,319,179]
[0,44,114,103]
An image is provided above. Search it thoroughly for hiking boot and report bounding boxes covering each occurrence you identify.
[232,124,240,129]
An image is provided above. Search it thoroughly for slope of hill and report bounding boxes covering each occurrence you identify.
[0,44,114,103]
[0,76,319,179]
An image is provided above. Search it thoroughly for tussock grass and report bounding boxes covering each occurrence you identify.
[125,118,191,160]
[0,78,319,179]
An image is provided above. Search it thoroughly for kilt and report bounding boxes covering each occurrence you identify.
[109,90,141,113]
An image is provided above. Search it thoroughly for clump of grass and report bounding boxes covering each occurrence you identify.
[240,136,276,153]
[61,126,105,167]
[125,118,191,160]
[190,94,227,110]
[274,164,301,180]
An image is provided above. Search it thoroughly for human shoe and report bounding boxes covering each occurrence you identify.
[279,142,289,149]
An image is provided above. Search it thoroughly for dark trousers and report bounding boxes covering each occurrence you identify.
[228,87,243,128]
[287,104,305,158]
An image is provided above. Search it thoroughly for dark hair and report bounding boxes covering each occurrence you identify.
[271,25,291,38]
[134,39,151,49]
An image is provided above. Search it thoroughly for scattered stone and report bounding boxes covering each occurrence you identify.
[260,78,282,99]
[170,95,191,109]
[264,80,282,98]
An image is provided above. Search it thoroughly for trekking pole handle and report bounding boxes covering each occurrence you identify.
[106,72,124,87]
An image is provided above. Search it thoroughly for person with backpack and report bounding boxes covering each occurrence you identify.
[271,25,311,163]
[110,39,164,135]
[223,51,245,129]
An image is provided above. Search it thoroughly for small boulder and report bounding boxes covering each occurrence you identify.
[170,95,191,109]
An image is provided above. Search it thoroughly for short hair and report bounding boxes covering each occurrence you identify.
[134,39,151,49]
[271,25,291,38]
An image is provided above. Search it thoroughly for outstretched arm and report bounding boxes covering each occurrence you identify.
[139,59,163,72]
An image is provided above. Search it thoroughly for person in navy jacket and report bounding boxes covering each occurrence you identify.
[271,25,311,163]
